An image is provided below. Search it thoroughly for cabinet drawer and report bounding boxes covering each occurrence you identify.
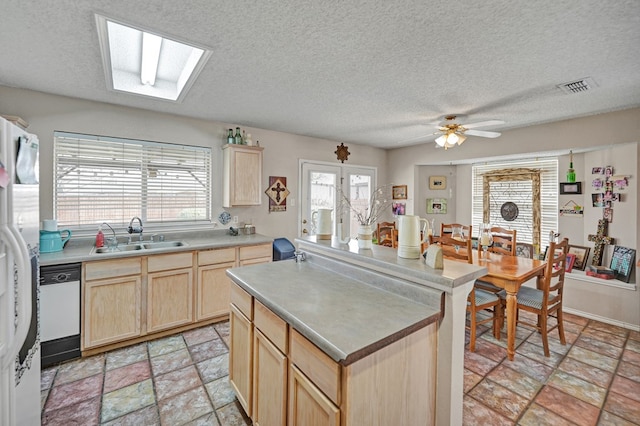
[254,300,287,353]
[198,247,236,266]
[84,257,142,281]
[231,282,253,320]
[239,244,271,261]
[148,252,193,272]
[289,329,341,405]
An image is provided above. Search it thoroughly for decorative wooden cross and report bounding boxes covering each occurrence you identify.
[587,219,615,266]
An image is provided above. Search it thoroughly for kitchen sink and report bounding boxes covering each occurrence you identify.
[92,241,187,254]
[142,241,187,249]
[93,244,144,254]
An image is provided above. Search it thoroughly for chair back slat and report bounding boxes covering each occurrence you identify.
[429,234,473,264]
[376,221,396,247]
[440,223,473,240]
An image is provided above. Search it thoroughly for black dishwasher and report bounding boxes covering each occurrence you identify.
[40,263,81,367]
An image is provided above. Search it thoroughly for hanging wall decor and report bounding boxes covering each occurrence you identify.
[265,176,290,212]
[334,143,350,163]
[426,198,447,214]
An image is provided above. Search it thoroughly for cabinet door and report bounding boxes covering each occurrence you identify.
[253,329,287,426]
[230,303,253,417]
[223,145,263,207]
[83,276,142,349]
[197,261,235,320]
[288,364,339,426]
[147,268,194,333]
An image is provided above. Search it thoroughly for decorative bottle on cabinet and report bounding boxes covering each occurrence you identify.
[234,127,243,145]
[227,129,235,144]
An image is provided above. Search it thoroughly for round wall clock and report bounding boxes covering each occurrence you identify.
[500,202,519,221]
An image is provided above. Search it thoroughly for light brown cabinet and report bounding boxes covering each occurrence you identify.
[223,144,264,207]
[197,247,236,321]
[82,242,272,354]
[83,258,142,349]
[253,301,288,426]
[229,284,253,416]
[147,252,194,333]
[229,281,438,426]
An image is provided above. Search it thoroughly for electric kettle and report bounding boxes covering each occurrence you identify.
[40,229,72,253]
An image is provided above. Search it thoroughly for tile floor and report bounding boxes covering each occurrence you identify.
[40,321,251,426]
[464,311,640,425]
[40,313,640,425]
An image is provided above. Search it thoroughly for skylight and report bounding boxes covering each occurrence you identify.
[95,14,211,102]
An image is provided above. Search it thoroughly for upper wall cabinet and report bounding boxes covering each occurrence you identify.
[223,145,264,207]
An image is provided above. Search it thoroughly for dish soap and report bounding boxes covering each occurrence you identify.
[96,225,104,248]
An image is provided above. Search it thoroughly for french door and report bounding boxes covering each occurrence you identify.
[299,161,376,240]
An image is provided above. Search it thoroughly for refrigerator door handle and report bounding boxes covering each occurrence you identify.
[0,225,31,369]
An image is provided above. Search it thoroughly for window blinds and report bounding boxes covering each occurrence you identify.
[54,132,211,229]
[472,158,558,252]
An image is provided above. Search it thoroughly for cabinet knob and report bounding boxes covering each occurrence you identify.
[302,229,308,234]
[302,219,307,224]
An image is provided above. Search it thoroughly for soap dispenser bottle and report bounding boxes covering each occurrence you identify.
[96,225,104,248]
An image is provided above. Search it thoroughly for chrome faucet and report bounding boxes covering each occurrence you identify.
[127,216,144,242]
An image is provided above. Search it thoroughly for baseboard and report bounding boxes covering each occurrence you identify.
[564,307,640,332]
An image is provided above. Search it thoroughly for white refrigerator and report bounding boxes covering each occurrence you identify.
[0,116,40,426]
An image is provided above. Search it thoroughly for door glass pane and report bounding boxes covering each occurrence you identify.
[347,174,372,238]
[309,172,336,235]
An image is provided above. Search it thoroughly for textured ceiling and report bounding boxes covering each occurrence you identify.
[1,0,639,149]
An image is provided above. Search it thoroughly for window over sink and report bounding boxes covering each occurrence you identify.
[53,132,211,230]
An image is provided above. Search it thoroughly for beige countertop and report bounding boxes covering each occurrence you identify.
[40,229,274,266]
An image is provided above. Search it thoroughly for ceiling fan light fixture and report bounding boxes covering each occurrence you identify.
[456,134,467,145]
[435,134,447,147]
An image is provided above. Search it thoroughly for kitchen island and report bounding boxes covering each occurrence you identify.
[226,237,487,426]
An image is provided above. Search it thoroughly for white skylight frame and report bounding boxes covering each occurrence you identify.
[95,14,212,102]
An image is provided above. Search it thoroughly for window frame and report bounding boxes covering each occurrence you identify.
[53,131,212,232]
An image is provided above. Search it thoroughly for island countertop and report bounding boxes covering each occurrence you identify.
[227,252,445,365]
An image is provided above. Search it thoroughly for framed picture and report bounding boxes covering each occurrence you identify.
[559,182,582,194]
[609,246,636,283]
[565,253,576,272]
[392,202,405,215]
[429,176,447,190]
[515,242,534,259]
[426,198,447,214]
[568,245,591,271]
[592,193,604,207]
[392,185,407,200]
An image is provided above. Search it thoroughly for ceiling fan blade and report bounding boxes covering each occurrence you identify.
[465,129,501,138]
[395,132,440,145]
[462,120,505,129]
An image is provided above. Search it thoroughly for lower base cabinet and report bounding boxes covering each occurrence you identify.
[229,303,253,416]
[229,282,438,426]
[147,268,194,333]
[253,329,288,426]
[289,364,339,426]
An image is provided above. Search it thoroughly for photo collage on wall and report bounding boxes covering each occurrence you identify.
[591,166,629,223]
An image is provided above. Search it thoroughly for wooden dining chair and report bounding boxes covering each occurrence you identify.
[376,221,395,247]
[429,234,501,351]
[500,238,569,357]
[475,227,517,293]
[440,223,472,240]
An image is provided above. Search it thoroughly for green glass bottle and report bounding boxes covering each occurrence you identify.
[227,129,234,144]
[234,127,243,145]
[566,150,576,183]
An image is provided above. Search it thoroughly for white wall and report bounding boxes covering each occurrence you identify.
[0,86,387,243]
[389,109,640,328]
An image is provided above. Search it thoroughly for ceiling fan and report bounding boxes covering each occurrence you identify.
[432,114,504,149]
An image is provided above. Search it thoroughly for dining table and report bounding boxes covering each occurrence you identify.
[472,252,547,360]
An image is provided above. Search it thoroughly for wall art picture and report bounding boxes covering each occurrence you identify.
[392,185,407,200]
[568,245,590,271]
[426,198,447,214]
[265,176,290,212]
[429,176,447,190]
[609,246,636,283]
[392,202,406,215]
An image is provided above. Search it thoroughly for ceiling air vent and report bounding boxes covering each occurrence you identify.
[557,77,598,95]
